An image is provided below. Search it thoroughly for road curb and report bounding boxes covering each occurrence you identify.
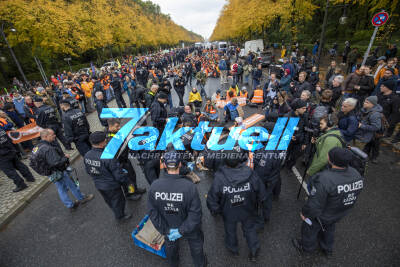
[0,150,81,231]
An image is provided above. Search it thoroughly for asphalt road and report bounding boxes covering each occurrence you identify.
[1,77,400,267]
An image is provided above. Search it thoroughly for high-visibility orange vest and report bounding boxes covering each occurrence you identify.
[28,108,35,123]
[205,104,216,114]
[251,89,263,104]
[239,91,248,98]
[0,118,8,127]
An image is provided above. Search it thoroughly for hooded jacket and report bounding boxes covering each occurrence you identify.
[207,163,267,222]
[355,104,383,143]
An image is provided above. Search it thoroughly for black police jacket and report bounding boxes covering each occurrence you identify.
[207,163,267,222]
[150,100,167,129]
[36,104,60,128]
[148,172,202,236]
[173,77,186,92]
[160,80,172,95]
[62,108,91,143]
[84,147,129,191]
[35,140,69,173]
[110,77,122,92]
[253,151,283,183]
[287,111,308,144]
[0,129,18,161]
[302,166,364,224]
[63,96,80,110]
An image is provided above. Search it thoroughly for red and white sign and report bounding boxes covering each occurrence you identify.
[371,11,389,27]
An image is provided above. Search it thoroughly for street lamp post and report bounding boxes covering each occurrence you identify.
[315,1,348,70]
[0,20,29,89]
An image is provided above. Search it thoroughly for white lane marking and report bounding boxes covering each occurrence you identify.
[291,166,309,195]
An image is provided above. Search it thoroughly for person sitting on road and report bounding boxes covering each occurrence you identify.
[188,87,202,109]
[202,98,219,122]
[181,105,196,125]
[249,85,264,106]
[224,97,243,123]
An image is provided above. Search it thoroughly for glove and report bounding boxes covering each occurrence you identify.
[168,228,182,241]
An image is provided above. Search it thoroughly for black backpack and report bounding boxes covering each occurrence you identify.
[322,134,369,177]
[29,145,52,176]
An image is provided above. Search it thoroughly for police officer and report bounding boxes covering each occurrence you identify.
[292,147,364,257]
[107,118,146,200]
[285,98,308,169]
[33,96,72,150]
[61,90,79,110]
[148,151,206,267]
[252,122,285,224]
[84,131,132,221]
[173,72,186,107]
[110,72,127,108]
[207,147,267,262]
[150,92,168,133]
[160,76,173,108]
[59,100,91,156]
[0,128,35,192]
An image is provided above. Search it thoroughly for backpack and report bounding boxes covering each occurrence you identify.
[375,113,389,137]
[29,145,52,176]
[322,133,369,177]
[237,64,243,75]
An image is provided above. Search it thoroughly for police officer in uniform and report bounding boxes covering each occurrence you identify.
[84,132,132,221]
[110,72,127,108]
[0,128,35,192]
[61,90,80,110]
[207,147,267,262]
[292,147,364,256]
[285,98,308,169]
[107,118,146,200]
[252,122,285,224]
[148,151,206,267]
[33,96,72,150]
[150,92,168,133]
[59,100,91,156]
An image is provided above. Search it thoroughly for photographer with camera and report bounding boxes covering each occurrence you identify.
[31,129,94,211]
[307,114,344,176]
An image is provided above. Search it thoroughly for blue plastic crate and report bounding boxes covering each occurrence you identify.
[132,215,167,258]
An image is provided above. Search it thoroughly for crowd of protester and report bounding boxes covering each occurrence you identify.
[0,41,399,264]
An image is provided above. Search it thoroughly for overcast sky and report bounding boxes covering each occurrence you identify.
[150,0,226,40]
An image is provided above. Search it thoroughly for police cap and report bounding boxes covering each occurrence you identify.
[328,147,352,168]
[163,151,181,168]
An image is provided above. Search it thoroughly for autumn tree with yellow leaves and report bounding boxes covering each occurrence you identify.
[211,0,399,46]
[0,0,202,86]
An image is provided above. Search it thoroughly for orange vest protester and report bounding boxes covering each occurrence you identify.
[0,118,8,128]
[251,89,263,104]
[28,108,35,123]
[205,104,217,114]
[102,76,111,90]
[239,91,248,98]
[81,81,94,98]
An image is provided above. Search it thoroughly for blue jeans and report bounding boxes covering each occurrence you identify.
[168,93,173,109]
[252,79,260,90]
[53,171,84,208]
[79,100,86,113]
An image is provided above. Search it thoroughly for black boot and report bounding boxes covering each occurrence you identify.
[13,183,28,193]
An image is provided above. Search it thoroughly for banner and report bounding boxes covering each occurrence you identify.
[215,96,247,108]
[7,122,42,144]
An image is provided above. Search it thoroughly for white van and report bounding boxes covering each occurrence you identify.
[218,41,228,52]
[244,39,264,55]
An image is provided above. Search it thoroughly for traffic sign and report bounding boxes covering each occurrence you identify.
[64,57,71,61]
[371,11,389,27]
